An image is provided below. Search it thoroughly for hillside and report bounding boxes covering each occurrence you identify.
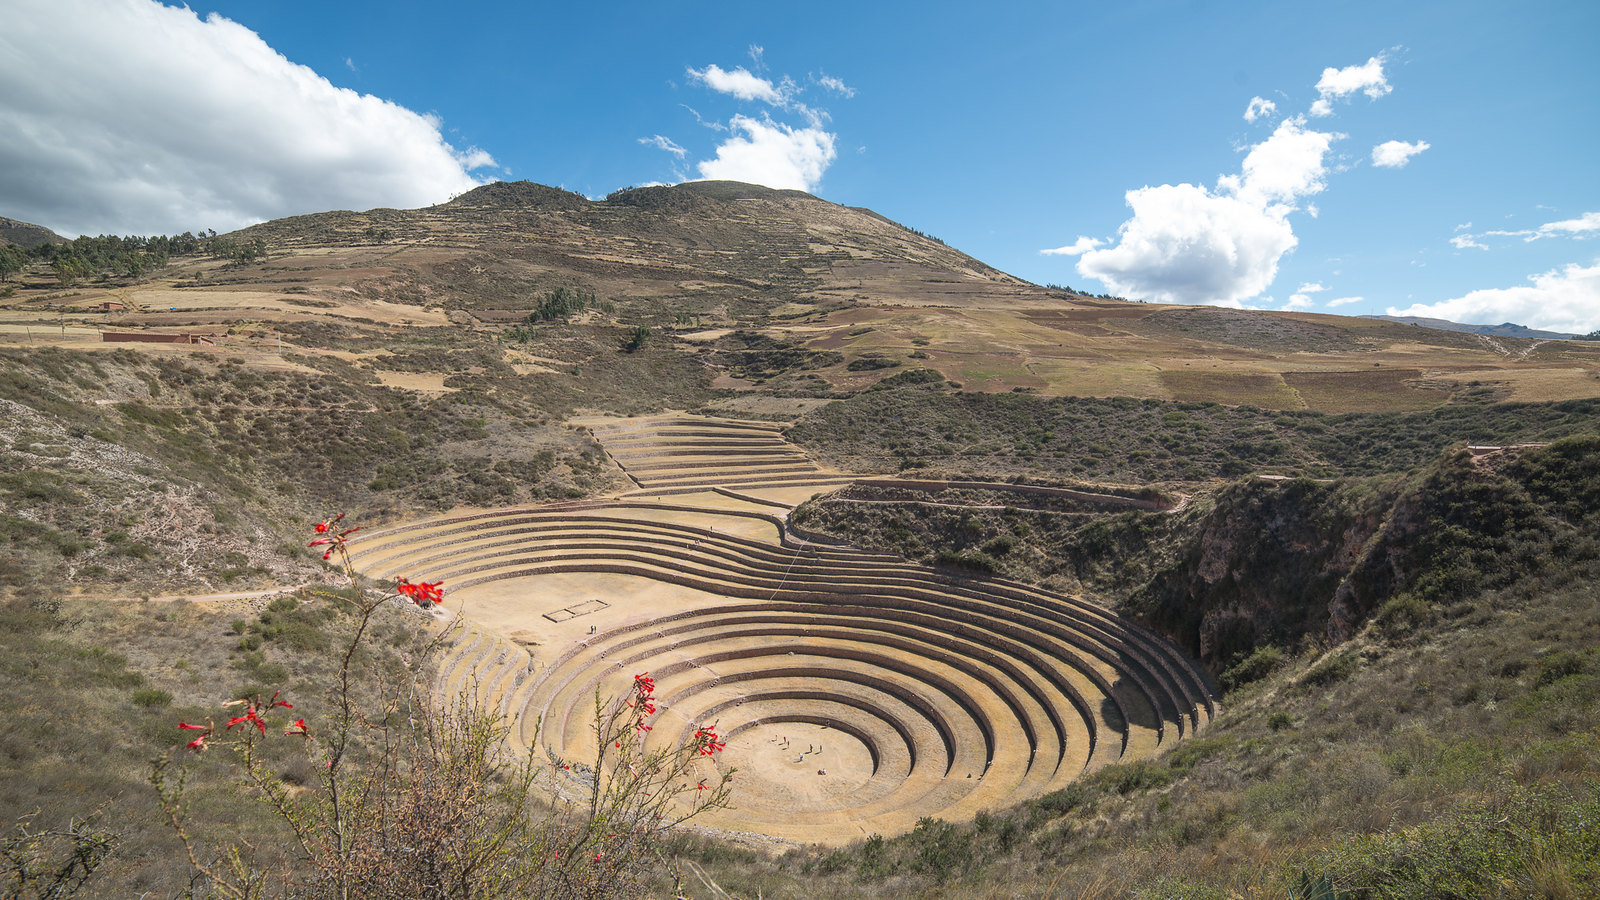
[3,180,1598,414]
[0,215,66,249]
[1,182,1599,898]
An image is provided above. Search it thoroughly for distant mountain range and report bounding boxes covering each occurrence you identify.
[1362,315,1578,340]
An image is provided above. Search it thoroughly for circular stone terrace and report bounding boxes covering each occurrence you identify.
[345,414,1216,846]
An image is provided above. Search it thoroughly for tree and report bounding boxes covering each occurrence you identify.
[621,325,651,353]
[50,255,88,287]
[0,245,24,282]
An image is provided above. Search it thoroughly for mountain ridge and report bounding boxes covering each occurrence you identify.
[1363,313,1577,340]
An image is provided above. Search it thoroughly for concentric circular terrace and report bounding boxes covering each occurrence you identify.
[345,415,1215,845]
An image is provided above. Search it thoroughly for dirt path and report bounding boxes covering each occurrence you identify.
[103,584,313,603]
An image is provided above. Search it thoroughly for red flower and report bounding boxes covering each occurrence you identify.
[226,706,267,736]
[696,778,708,791]
[270,690,293,710]
[284,719,311,738]
[309,514,360,562]
[396,577,444,607]
[694,727,725,755]
[633,672,655,694]
[179,721,212,752]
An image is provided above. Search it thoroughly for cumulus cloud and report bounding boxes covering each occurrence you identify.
[1244,96,1276,122]
[1387,261,1600,334]
[0,0,492,237]
[686,64,786,104]
[695,115,836,192]
[1372,139,1429,168]
[1040,236,1103,256]
[639,135,688,158]
[675,55,848,193]
[1310,55,1391,116]
[1077,118,1336,304]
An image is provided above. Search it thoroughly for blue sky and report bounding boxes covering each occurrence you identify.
[3,0,1598,332]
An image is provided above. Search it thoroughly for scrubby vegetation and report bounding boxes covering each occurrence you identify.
[788,387,1600,483]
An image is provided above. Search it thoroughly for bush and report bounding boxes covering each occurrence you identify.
[934,549,999,573]
[1300,650,1358,689]
[1219,645,1286,692]
[131,688,172,708]
[1534,650,1593,687]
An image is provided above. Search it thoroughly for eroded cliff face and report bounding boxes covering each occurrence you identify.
[1137,438,1600,674]
[1133,476,1398,670]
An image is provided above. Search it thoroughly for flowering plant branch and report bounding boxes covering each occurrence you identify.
[153,514,735,898]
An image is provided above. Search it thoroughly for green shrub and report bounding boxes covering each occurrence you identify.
[1219,644,1286,692]
[1534,650,1594,687]
[130,688,172,708]
[1300,650,1358,689]
[1311,783,1600,899]
[934,549,999,573]
[1375,592,1432,639]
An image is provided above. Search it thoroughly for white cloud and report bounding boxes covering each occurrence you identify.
[1487,211,1600,242]
[818,75,856,98]
[1327,296,1363,307]
[696,115,836,192]
[1452,210,1600,251]
[1228,119,1339,206]
[1282,282,1327,310]
[1372,139,1429,168]
[1040,236,1103,256]
[686,64,785,104]
[1534,211,1600,237]
[675,56,846,193]
[1310,55,1391,116]
[0,0,490,237]
[1244,96,1276,122]
[1078,182,1298,304]
[640,135,687,158]
[1387,261,1600,334]
[1077,118,1336,304]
